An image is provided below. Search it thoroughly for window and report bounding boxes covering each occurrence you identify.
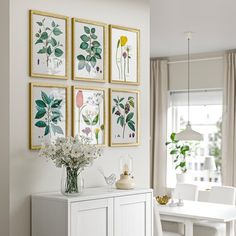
[166,90,223,190]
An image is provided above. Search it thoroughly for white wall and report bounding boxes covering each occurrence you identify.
[168,52,224,90]
[9,1,150,236]
[0,0,10,235]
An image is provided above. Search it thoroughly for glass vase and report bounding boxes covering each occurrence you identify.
[61,166,84,196]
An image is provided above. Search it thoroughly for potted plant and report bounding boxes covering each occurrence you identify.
[165,133,190,183]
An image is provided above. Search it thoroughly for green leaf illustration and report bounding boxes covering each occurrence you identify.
[80,34,90,42]
[35,121,47,127]
[128,121,135,131]
[78,60,86,70]
[35,39,43,44]
[82,114,91,125]
[119,103,125,109]
[50,37,57,47]
[51,99,62,108]
[86,63,91,72]
[91,28,95,33]
[94,53,101,59]
[112,107,115,114]
[40,32,48,40]
[44,125,50,136]
[77,55,85,61]
[92,114,99,125]
[86,55,91,61]
[126,112,134,122]
[51,123,64,135]
[92,41,100,48]
[84,26,90,34]
[80,42,89,50]
[35,100,46,108]
[47,46,52,56]
[51,21,56,27]
[91,34,97,40]
[41,91,51,105]
[53,27,63,36]
[35,109,46,119]
[36,22,43,26]
[55,48,63,57]
[37,47,47,54]
[90,56,96,67]
[117,39,120,48]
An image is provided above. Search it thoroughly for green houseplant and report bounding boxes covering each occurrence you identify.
[165,132,190,176]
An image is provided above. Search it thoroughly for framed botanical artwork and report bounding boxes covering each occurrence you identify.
[109,25,140,85]
[109,88,140,147]
[29,10,69,79]
[72,18,107,82]
[29,83,69,150]
[72,86,107,146]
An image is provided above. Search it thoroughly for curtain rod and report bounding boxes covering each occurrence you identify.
[169,88,223,95]
[168,56,223,64]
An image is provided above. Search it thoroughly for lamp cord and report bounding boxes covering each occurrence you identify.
[187,38,190,125]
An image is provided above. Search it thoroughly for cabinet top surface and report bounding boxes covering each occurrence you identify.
[32,187,153,203]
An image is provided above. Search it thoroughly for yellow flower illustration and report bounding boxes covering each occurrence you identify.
[120,36,128,46]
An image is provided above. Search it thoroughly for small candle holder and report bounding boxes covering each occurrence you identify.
[115,155,135,190]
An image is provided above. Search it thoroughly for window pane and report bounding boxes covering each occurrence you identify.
[167,90,223,189]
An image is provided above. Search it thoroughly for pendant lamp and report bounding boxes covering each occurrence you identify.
[175,32,203,141]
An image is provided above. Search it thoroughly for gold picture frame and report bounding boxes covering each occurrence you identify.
[29,10,69,79]
[29,82,69,150]
[72,18,107,82]
[72,86,107,146]
[109,88,140,147]
[109,25,140,85]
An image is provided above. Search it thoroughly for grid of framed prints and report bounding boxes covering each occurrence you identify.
[72,86,107,146]
[29,10,141,149]
[29,83,69,149]
[30,10,69,79]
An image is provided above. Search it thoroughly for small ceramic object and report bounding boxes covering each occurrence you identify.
[115,174,135,190]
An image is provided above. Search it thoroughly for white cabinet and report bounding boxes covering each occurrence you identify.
[32,188,153,236]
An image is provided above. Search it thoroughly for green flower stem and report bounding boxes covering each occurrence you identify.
[65,167,79,194]
[116,46,121,80]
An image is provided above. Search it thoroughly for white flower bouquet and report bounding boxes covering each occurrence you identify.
[39,136,103,195]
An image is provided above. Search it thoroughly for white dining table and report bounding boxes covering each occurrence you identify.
[158,200,236,236]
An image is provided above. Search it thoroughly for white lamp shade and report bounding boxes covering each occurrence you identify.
[204,156,216,171]
[175,123,203,141]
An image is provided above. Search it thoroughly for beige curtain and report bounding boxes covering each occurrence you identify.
[150,59,168,196]
[222,52,236,186]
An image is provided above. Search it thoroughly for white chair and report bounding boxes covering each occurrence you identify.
[162,184,198,235]
[173,183,199,200]
[194,186,236,236]
[153,198,183,236]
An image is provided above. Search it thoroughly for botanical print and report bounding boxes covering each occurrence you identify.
[30,10,68,79]
[110,25,139,84]
[73,19,106,81]
[30,83,68,149]
[73,87,106,145]
[110,89,139,146]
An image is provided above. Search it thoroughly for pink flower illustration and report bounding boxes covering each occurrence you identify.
[76,90,84,108]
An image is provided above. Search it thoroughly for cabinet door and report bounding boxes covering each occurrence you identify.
[71,198,113,236]
[114,193,152,236]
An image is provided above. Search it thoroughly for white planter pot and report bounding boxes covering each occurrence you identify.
[176,173,190,184]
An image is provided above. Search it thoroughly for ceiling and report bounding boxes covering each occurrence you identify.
[151,0,236,57]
